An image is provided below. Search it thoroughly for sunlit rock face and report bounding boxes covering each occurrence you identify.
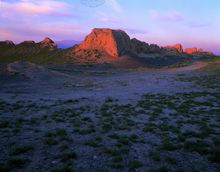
[165,44,183,53]
[185,47,214,57]
[39,37,57,50]
[185,47,198,54]
[78,28,132,57]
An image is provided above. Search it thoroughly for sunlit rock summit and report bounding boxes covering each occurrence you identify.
[78,28,132,57]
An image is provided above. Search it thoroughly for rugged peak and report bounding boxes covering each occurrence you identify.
[165,44,183,53]
[78,28,132,57]
[39,37,57,50]
[41,37,55,44]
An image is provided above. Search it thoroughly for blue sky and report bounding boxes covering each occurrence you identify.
[0,0,219,54]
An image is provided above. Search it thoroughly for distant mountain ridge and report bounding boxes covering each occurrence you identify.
[56,40,81,49]
[0,28,217,66]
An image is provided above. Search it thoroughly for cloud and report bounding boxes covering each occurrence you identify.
[0,22,85,42]
[107,0,122,12]
[148,10,184,22]
[0,0,73,16]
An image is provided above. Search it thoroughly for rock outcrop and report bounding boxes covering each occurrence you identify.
[165,44,183,53]
[185,47,214,57]
[39,37,57,50]
[0,40,15,46]
[78,28,132,57]
[185,48,198,54]
[149,44,161,53]
[131,38,150,54]
[131,38,163,54]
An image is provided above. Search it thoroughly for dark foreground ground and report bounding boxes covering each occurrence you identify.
[0,60,220,172]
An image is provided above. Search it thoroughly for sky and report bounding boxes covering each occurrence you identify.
[0,0,219,54]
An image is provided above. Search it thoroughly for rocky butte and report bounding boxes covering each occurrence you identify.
[75,28,216,58]
[75,28,164,57]
[78,28,132,57]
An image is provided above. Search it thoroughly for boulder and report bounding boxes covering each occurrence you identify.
[78,28,132,57]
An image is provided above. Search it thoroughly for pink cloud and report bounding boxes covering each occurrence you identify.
[1,0,72,16]
[0,22,85,43]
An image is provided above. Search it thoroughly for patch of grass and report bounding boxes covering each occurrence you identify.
[58,151,77,162]
[44,137,58,145]
[0,120,10,128]
[184,140,209,154]
[44,131,58,145]
[81,117,92,122]
[115,137,130,148]
[143,122,156,132]
[165,156,177,164]
[55,128,67,137]
[0,157,29,171]
[110,162,124,169]
[208,149,220,163]
[51,163,73,172]
[148,151,160,161]
[78,125,95,135]
[159,137,178,151]
[146,166,170,172]
[12,145,34,155]
[84,136,102,147]
[101,123,112,133]
[128,160,142,170]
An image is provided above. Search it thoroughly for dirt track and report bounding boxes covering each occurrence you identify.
[0,61,209,102]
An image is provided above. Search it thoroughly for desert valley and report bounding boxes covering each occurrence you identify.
[0,0,220,172]
[0,27,220,172]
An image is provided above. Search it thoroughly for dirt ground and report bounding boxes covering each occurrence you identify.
[0,61,220,172]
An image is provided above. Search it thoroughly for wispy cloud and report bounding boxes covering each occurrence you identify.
[1,0,73,16]
[107,0,123,12]
[0,22,85,42]
[148,10,184,22]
